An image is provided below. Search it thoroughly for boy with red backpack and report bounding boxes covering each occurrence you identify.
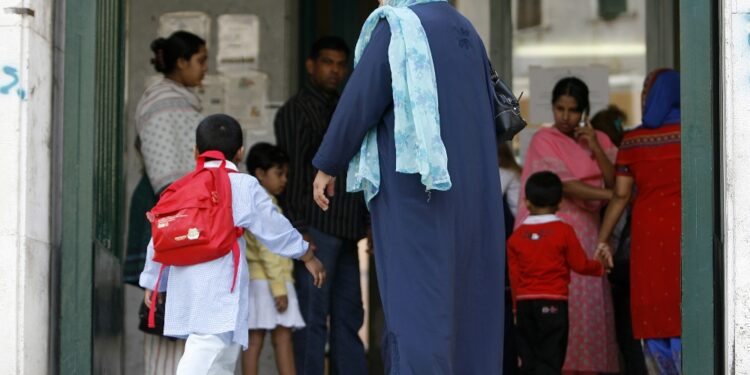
[139,114,325,375]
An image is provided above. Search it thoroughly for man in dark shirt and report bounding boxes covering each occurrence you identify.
[274,36,368,375]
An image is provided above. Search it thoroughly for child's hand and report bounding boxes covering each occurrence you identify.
[595,242,614,271]
[274,295,289,313]
[143,289,164,308]
[303,233,317,252]
[300,249,326,288]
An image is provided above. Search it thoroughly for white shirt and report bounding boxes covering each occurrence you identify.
[499,167,521,217]
[522,214,562,225]
[139,161,309,349]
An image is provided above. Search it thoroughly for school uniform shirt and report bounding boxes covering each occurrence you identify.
[139,160,309,349]
[507,214,604,307]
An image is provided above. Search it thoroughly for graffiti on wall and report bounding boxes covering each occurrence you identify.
[1,66,27,100]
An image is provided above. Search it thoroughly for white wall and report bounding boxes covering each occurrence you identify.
[722,1,750,373]
[0,0,53,373]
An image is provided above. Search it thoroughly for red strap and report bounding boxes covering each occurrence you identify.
[148,264,167,328]
[197,150,227,170]
[229,227,244,292]
[230,241,240,293]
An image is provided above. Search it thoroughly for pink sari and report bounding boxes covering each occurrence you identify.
[516,127,620,373]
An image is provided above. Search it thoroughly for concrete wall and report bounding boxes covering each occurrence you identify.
[0,0,53,373]
[722,1,750,373]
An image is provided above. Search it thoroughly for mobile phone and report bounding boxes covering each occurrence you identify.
[579,110,588,128]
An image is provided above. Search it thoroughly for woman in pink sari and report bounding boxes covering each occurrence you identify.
[516,77,620,374]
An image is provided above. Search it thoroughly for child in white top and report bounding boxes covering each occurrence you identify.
[498,141,522,217]
[140,114,325,375]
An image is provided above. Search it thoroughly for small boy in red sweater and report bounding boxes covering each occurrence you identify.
[508,171,612,374]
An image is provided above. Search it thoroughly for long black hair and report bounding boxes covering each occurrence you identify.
[150,31,205,75]
[551,77,590,114]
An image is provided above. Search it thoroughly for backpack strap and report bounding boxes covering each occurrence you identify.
[196,150,243,293]
[229,227,244,292]
[148,264,168,329]
[197,151,227,170]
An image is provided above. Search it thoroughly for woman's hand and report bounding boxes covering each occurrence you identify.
[574,123,600,150]
[576,120,615,187]
[313,170,336,211]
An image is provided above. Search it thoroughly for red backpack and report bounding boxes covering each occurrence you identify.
[145,150,243,328]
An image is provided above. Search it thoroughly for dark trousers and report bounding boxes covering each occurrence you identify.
[293,227,367,375]
[504,290,520,374]
[516,299,568,375]
[612,283,649,374]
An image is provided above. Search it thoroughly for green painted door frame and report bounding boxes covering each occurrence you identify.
[59,0,96,371]
[680,0,722,373]
[59,0,125,373]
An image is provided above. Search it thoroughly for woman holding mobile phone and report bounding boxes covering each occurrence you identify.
[516,77,619,374]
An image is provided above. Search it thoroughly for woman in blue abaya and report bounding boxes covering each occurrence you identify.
[310,1,506,373]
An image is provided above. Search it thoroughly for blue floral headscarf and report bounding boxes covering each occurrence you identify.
[346,0,451,204]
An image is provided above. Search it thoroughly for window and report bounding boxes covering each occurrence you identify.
[516,0,542,30]
[598,0,627,21]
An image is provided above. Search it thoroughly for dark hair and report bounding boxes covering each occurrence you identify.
[525,171,563,208]
[245,143,289,176]
[150,31,206,75]
[309,36,350,60]
[552,77,590,115]
[196,114,243,160]
[591,105,628,146]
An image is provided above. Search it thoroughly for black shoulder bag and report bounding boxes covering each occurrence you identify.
[490,64,527,141]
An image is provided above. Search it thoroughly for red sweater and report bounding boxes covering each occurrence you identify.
[507,216,604,306]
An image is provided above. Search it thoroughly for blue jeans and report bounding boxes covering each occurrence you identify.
[293,227,367,375]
